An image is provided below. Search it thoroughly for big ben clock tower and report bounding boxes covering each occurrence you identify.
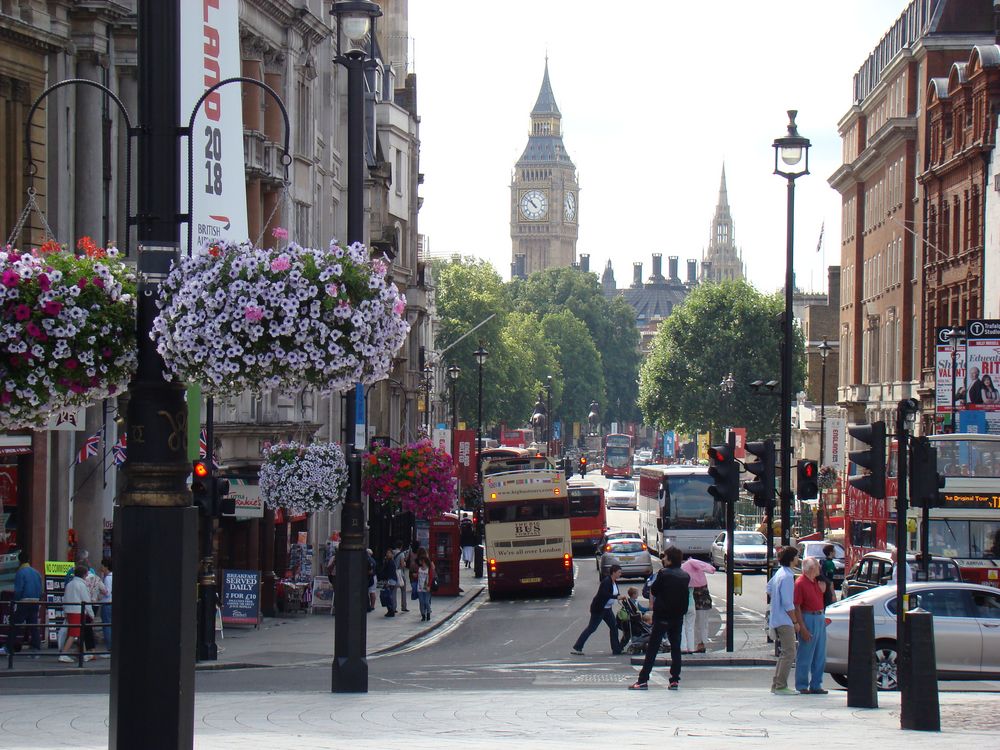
[510,59,579,278]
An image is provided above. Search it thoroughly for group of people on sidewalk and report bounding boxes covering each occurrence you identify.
[327,541,438,622]
[572,543,836,695]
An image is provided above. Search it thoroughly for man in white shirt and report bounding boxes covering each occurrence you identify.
[889,548,913,583]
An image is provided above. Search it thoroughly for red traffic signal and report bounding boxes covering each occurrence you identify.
[802,462,816,479]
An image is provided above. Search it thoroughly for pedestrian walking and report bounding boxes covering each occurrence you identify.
[794,557,828,694]
[681,554,716,653]
[79,554,106,651]
[630,546,689,690]
[460,518,477,569]
[59,565,94,663]
[767,546,801,695]
[378,548,398,617]
[98,558,113,655]
[366,549,378,612]
[415,551,436,621]
[11,551,43,653]
[393,541,410,612]
[819,545,837,608]
[571,565,624,656]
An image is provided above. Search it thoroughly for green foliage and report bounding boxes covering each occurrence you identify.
[638,280,805,441]
[540,310,605,425]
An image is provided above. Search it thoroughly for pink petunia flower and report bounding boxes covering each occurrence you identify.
[64,358,79,370]
[270,256,291,272]
[244,306,265,322]
[77,277,88,289]
[271,227,289,240]
[37,273,51,291]
[42,301,63,316]
[13,304,31,321]
[2,269,20,287]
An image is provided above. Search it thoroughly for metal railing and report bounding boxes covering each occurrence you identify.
[4,599,111,669]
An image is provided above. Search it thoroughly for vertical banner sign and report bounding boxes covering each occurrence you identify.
[824,417,846,470]
[935,327,966,416]
[354,383,366,449]
[431,428,452,457]
[552,420,561,441]
[662,430,675,458]
[730,427,747,459]
[453,429,476,486]
[697,432,710,461]
[965,320,1000,434]
[181,0,249,253]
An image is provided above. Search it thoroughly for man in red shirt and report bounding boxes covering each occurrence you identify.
[793,557,828,694]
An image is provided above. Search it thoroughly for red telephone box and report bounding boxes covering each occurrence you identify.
[428,513,460,596]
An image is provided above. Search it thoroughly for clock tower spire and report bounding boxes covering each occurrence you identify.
[510,59,579,278]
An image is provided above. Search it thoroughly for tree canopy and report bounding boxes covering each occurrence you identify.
[540,310,605,425]
[638,280,805,442]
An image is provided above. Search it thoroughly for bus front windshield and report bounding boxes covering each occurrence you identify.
[665,475,721,529]
[605,447,630,468]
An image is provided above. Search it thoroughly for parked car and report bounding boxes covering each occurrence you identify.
[841,551,961,599]
[824,581,1000,690]
[709,531,772,572]
[795,540,846,589]
[605,479,637,509]
[597,538,653,580]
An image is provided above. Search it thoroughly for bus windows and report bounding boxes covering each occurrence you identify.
[850,521,876,549]
[569,494,601,517]
[487,502,567,523]
[666,476,716,520]
[928,520,969,558]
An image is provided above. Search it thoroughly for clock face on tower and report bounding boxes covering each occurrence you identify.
[564,192,576,221]
[519,189,548,220]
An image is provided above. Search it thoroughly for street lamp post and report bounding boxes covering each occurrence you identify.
[422,364,434,435]
[330,0,382,695]
[773,110,810,548]
[948,327,961,434]
[719,371,735,438]
[448,364,461,433]
[817,339,831,537]
[474,343,489,578]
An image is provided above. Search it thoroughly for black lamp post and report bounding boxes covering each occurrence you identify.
[719,371,735,438]
[422,364,434,434]
[773,110,810,548]
[948,327,961,434]
[448,364,461,433]
[474,343,489,578]
[330,0,382,695]
[817,339,831,537]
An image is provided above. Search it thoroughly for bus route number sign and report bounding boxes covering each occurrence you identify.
[942,493,1000,510]
[515,521,541,537]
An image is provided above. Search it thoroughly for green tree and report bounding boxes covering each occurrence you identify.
[541,310,605,427]
[638,280,805,442]
[513,267,640,426]
[491,312,562,427]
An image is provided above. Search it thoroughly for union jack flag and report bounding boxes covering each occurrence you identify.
[112,434,127,466]
[77,430,102,465]
[199,428,220,470]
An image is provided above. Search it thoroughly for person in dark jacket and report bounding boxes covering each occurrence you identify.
[630,546,690,690]
[571,565,624,656]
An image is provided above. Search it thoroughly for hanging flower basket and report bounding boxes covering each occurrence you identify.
[0,238,137,430]
[259,441,349,514]
[818,464,838,490]
[362,439,456,520]
[151,239,409,396]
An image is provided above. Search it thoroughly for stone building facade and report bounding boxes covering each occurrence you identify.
[510,60,579,278]
[828,0,995,429]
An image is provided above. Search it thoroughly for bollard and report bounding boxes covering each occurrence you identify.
[900,611,939,731]
[847,604,878,708]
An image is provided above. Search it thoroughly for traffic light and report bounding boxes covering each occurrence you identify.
[215,476,235,516]
[707,443,739,504]
[796,459,818,500]
[848,421,886,499]
[743,439,775,508]
[909,436,944,507]
[192,460,211,515]
[578,456,588,477]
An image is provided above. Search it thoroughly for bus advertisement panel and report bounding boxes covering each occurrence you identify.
[603,434,633,478]
[636,465,723,558]
[566,479,606,553]
[483,469,573,597]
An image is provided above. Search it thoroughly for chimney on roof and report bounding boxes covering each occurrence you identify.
[580,253,590,273]
[687,259,697,283]
[651,253,663,279]
[668,256,679,280]
[632,262,643,287]
[701,260,712,281]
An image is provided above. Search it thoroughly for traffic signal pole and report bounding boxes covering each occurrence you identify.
[197,397,218,661]
[724,432,735,653]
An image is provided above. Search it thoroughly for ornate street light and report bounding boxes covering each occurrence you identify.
[330,0,383,695]
[773,110,810,547]
[473,342,489,578]
[447,364,461,433]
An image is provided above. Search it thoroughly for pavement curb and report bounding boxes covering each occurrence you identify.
[629,654,776,668]
[1,584,487,678]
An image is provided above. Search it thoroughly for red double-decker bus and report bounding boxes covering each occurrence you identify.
[602,434,633,478]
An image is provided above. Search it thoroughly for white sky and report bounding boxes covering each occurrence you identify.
[408,0,908,294]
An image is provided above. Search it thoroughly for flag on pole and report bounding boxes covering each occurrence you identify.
[77,430,102,465]
[112,434,127,466]
[816,220,825,253]
[199,428,221,470]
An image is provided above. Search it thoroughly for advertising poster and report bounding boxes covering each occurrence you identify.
[697,433,710,461]
[220,569,260,626]
[662,430,675,459]
[730,427,747,459]
[222,477,263,520]
[935,327,966,414]
[965,320,1000,410]
[431,428,452,457]
[453,429,477,486]
[180,0,248,253]
[44,561,75,646]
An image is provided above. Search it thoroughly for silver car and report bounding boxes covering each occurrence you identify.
[605,479,637,509]
[709,531,771,572]
[824,582,1000,690]
[598,538,653,580]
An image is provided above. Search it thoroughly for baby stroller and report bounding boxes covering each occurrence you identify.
[618,598,653,655]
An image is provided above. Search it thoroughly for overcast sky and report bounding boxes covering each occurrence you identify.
[408,0,908,294]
